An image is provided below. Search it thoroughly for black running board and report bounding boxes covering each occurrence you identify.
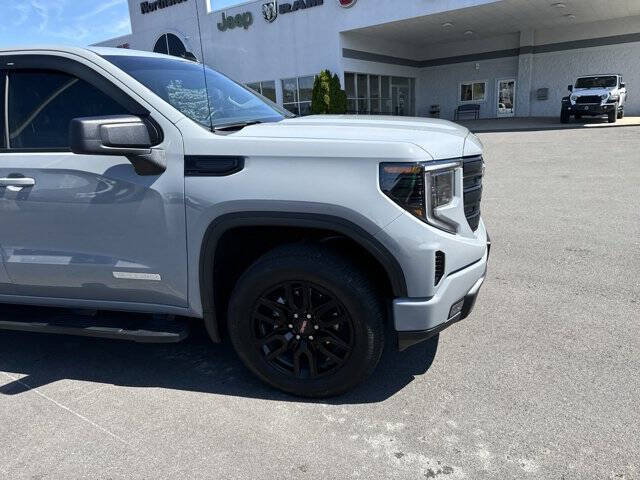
[0,308,189,344]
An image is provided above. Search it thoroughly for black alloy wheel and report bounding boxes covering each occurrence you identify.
[227,244,385,398]
[251,280,354,379]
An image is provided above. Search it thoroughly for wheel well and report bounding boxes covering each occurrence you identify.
[202,221,403,343]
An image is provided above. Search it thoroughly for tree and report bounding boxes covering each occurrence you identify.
[311,70,331,114]
[329,73,347,114]
[311,70,348,115]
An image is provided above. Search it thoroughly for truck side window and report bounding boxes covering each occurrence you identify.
[7,70,129,150]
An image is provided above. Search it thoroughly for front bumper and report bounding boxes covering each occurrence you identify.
[395,235,491,351]
[568,103,616,115]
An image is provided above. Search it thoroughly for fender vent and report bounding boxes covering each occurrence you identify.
[435,251,445,285]
[185,156,245,176]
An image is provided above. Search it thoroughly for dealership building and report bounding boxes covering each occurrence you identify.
[97,0,640,119]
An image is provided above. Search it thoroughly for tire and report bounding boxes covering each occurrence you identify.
[608,109,617,123]
[618,107,624,119]
[227,244,385,398]
[560,109,570,124]
[574,113,582,120]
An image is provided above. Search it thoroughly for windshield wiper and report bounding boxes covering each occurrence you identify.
[213,120,262,133]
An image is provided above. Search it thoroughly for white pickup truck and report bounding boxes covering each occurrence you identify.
[0,46,489,397]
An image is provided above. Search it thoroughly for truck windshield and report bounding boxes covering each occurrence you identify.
[575,76,617,89]
[103,54,292,129]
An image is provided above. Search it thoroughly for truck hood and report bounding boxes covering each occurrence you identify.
[235,115,471,160]
[572,87,616,97]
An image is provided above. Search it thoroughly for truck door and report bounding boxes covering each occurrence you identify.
[0,55,188,307]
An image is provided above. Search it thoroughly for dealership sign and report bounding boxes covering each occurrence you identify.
[279,0,323,15]
[262,1,278,22]
[218,11,254,31]
[262,0,324,22]
[140,0,187,15]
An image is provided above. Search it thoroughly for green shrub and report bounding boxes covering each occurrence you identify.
[311,70,331,114]
[311,70,347,115]
[329,73,347,114]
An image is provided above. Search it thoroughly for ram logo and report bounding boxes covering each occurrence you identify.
[262,0,278,22]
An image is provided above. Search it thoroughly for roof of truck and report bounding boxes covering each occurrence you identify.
[0,45,177,60]
[577,74,622,77]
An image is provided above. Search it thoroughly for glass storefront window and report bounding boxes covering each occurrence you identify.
[370,75,380,114]
[357,74,368,113]
[261,81,276,103]
[282,77,298,104]
[298,76,314,103]
[381,76,391,115]
[246,80,277,103]
[345,72,415,116]
[345,73,356,98]
[281,75,314,116]
[153,33,187,58]
[460,81,486,102]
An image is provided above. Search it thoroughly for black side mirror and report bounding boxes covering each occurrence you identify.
[70,115,166,175]
[568,85,573,92]
[620,82,626,88]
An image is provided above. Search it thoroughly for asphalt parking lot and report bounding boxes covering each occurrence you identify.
[1,126,639,480]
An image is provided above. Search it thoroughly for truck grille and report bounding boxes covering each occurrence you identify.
[463,156,483,231]
[575,95,602,104]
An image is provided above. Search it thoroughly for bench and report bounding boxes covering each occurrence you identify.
[454,103,480,120]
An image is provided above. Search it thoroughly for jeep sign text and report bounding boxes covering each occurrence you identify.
[217,11,254,31]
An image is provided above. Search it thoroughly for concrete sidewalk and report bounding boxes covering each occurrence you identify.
[457,115,640,133]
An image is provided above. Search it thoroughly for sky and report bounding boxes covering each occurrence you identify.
[0,0,256,48]
[0,0,132,47]
[210,0,250,9]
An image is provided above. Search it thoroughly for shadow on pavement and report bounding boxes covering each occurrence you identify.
[0,319,438,405]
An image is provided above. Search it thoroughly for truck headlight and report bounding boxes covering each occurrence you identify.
[601,93,609,101]
[379,164,426,219]
[380,161,461,233]
[570,94,578,102]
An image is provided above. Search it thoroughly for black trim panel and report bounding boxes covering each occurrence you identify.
[199,212,408,343]
[0,314,189,344]
[446,256,483,278]
[185,156,245,177]
[397,315,460,351]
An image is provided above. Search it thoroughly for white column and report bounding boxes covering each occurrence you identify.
[516,29,534,117]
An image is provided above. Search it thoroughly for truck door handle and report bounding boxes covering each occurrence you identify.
[0,177,36,192]
[0,177,36,187]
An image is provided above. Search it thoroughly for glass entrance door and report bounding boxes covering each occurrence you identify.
[496,79,516,117]
[392,86,411,116]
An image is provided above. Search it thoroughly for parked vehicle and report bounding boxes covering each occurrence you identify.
[0,47,489,397]
[561,74,627,123]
